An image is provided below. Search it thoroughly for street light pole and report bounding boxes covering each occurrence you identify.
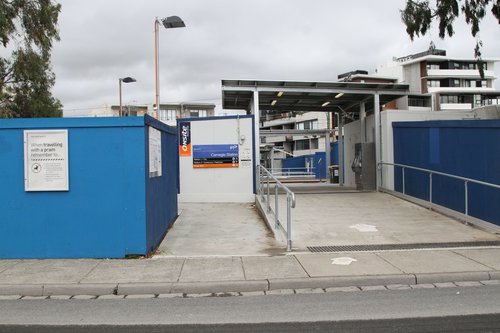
[119,79,123,117]
[118,77,137,117]
[154,15,186,119]
[154,18,160,119]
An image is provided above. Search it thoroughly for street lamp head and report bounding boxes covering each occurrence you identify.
[161,16,186,29]
[121,77,136,83]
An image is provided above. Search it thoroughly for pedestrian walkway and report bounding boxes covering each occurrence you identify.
[155,203,282,257]
[0,248,499,297]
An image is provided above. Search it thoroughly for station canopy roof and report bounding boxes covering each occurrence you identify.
[222,79,409,113]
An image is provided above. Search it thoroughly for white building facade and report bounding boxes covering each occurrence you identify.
[376,48,500,112]
[88,103,215,126]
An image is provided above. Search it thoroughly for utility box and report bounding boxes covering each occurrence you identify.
[0,115,178,259]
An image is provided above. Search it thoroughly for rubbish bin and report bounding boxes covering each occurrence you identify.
[330,165,339,183]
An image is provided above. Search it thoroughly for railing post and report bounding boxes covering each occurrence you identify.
[464,180,469,225]
[429,173,433,207]
[275,184,279,229]
[256,166,260,196]
[266,172,270,212]
[380,163,384,189]
[286,194,292,252]
[259,166,264,200]
[402,167,405,195]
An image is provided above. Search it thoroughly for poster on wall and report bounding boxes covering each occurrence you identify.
[193,144,239,168]
[24,130,69,191]
[149,127,162,178]
[178,121,191,157]
[240,148,252,168]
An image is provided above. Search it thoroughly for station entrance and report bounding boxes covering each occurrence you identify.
[158,80,499,256]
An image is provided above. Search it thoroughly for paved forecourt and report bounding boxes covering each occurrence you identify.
[266,192,500,250]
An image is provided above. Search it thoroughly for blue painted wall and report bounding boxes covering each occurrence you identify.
[0,116,177,258]
[282,142,339,179]
[144,117,178,254]
[393,120,500,226]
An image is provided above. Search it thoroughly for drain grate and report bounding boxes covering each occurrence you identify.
[307,240,500,253]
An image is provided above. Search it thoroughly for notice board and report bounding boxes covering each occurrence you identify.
[24,129,69,191]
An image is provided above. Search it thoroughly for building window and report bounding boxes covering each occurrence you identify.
[295,138,319,151]
[472,80,488,88]
[427,80,440,87]
[450,79,460,87]
[159,109,176,121]
[311,138,319,149]
[483,97,500,105]
[408,97,431,107]
[295,139,310,150]
[189,110,207,118]
[440,95,459,104]
[474,95,482,106]
[296,120,318,130]
[426,63,440,70]
[440,95,475,104]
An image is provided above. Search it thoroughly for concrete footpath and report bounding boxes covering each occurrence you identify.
[1,248,499,298]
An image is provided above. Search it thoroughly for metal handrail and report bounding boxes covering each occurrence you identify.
[257,165,296,251]
[268,167,316,178]
[378,161,500,220]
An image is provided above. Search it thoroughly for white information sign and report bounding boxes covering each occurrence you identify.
[240,148,252,168]
[24,130,69,191]
[149,127,162,178]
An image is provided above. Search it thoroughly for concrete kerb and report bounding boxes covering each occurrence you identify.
[415,271,491,284]
[43,283,117,296]
[117,282,172,295]
[0,284,43,296]
[268,274,416,291]
[170,280,269,294]
[0,271,499,297]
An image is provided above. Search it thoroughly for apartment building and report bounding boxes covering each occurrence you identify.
[376,47,500,111]
[260,110,329,167]
[89,103,215,126]
[156,103,216,126]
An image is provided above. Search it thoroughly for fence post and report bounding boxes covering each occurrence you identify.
[402,167,405,195]
[464,180,469,225]
[429,173,433,207]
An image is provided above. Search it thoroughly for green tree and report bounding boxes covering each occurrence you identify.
[0,0,62,118]
[401,0,500,77]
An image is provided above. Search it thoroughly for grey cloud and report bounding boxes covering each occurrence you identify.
[51,0,500,116]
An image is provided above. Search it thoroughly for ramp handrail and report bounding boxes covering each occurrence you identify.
[378,162,500,220]
[257,164,296,251]
[268,167,316,178]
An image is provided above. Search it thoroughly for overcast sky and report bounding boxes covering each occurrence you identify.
[52,0,500,116]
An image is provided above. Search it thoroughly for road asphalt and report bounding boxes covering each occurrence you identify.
[1,285,500,332]
[0,247,499,297]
